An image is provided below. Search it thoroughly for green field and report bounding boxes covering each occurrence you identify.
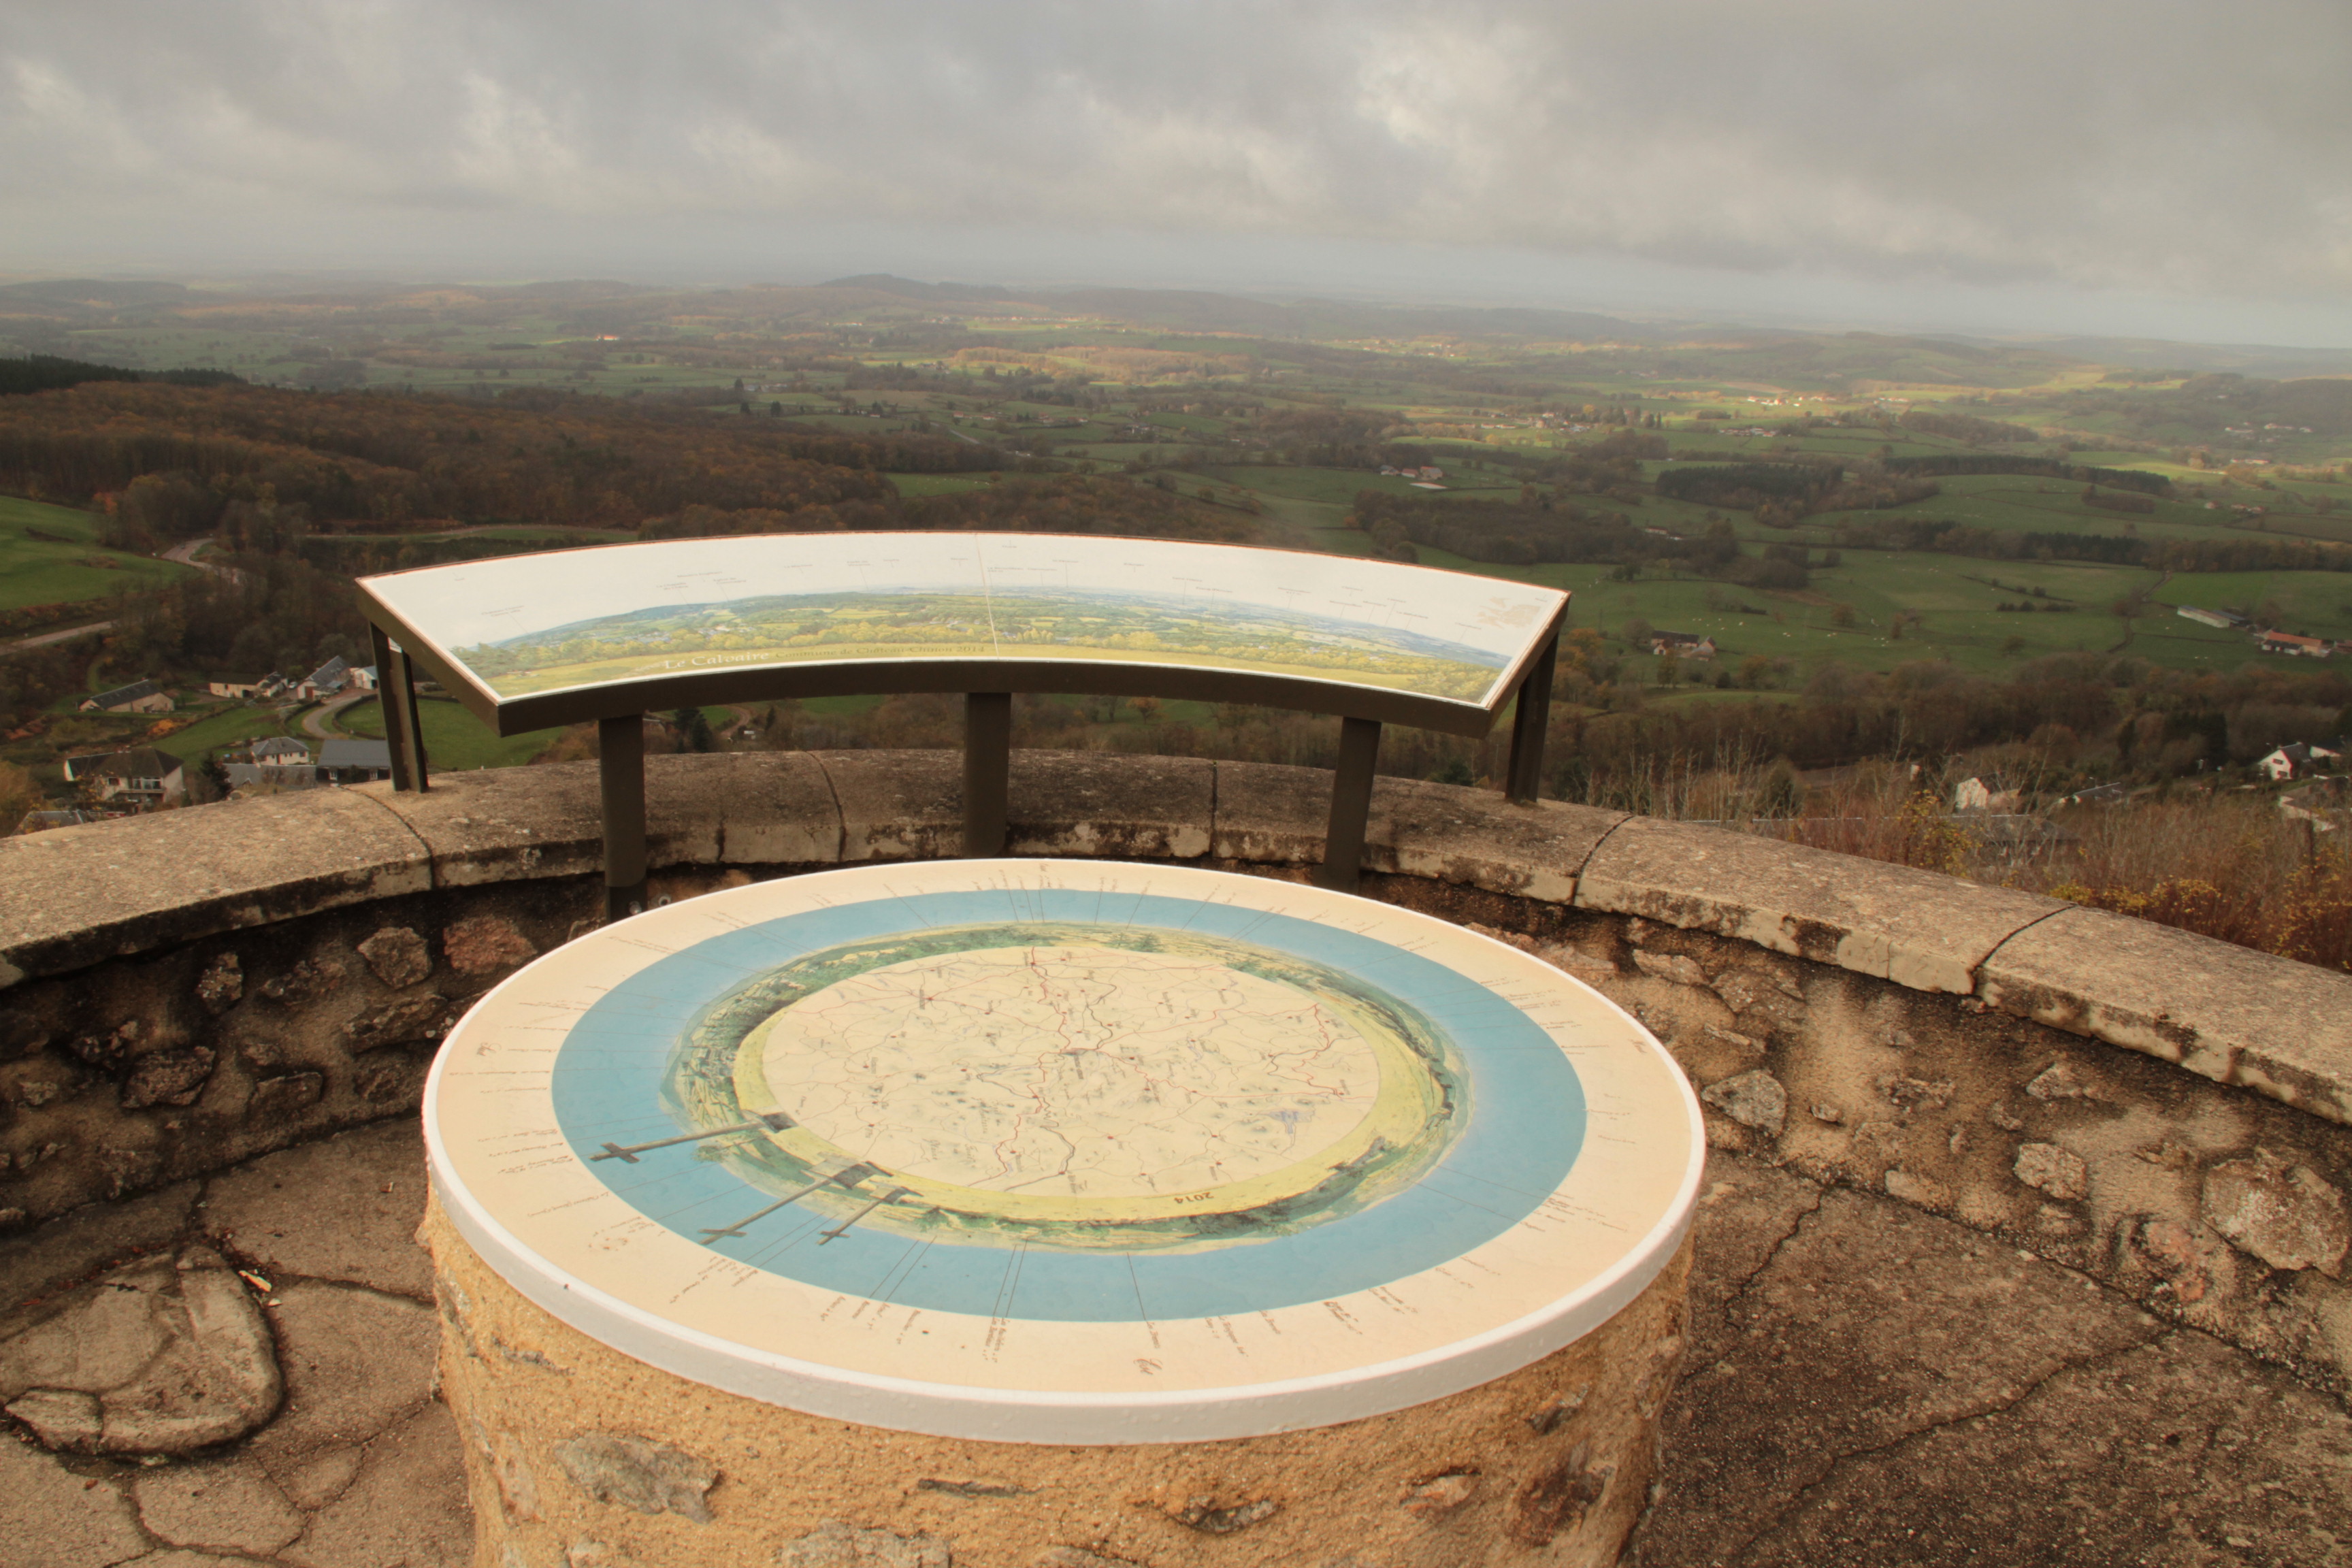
[333,696,563,770]
[15,276,2352,787]
[886,473,994,497]
[0,496,189,612]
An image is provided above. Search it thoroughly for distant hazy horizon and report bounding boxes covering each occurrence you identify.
[5,3,2349,349]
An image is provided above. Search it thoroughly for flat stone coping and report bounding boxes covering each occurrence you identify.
[427,859,1705,1443]
[5,749,2349,1127]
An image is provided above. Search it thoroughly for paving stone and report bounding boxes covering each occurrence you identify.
[277,1443,364,1512]
[280,1400,472,1568]
[244,1279,436,1482]
[200,1119,431,1299]
[132,1456,303,1555]
[1634,1186,2163,1566]
[1678,1160,1822,1364]
[124,1553,258,1568]
[0,1437,147,1568]
[0,1245,279,1456]
[1732,1328,2352,1568]
[0,1181,199,1314]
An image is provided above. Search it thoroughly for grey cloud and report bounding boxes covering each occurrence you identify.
[2,0,2347,304]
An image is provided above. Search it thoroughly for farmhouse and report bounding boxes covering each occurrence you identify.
[1953,776,2022,813]
[294,655,353,700]
[2259,741,2343,782]
[61,746,184,808]
[2258,631,2334,657]
[1650,631,1718,659]
[76,679,174,715]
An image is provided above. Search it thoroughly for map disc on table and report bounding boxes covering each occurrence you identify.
[425,860,1705,1444]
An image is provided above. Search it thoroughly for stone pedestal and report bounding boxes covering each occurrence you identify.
[425,1193,1691,1568]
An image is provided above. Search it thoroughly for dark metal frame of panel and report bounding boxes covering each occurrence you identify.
[356,537,1564,913]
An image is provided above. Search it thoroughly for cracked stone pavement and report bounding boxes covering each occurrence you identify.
[3,1122,2347,1568]
[1,1122,468,1568]
[1629,1163,2352,1568]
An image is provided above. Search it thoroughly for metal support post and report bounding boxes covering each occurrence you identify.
[1318,716,1382,894]
[1505,631,1558,805]
[367,624,413,792]
[372,627,431,794]
[393,647,429,793]
[600,715,648,922]
[964,691,1012,858]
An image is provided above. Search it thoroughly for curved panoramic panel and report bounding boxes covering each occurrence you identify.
[425,859,1704,1443]
[357,533,1567,736]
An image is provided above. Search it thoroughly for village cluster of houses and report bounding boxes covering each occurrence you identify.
[1377,466,1446,480]
[24,655,393,834]
[26,734,398,830]
[1948,738,2349,823]
[204,655,378,704]
[74,657,378,718]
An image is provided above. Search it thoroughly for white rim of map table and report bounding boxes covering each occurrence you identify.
[424,860,1705,1444]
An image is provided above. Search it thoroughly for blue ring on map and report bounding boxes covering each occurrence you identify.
[550,889,1586,1323]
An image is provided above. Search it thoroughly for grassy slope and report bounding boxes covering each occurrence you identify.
[0,496,191,612]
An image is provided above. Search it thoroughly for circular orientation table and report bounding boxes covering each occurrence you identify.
[423,860,1705,1567]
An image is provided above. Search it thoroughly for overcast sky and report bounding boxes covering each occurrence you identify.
[4,1,2349,344]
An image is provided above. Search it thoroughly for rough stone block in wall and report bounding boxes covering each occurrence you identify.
[1463,907,2352,1401]
[0,877,651,1231]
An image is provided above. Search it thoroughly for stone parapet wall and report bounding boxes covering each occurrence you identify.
[2,749,2349,1396]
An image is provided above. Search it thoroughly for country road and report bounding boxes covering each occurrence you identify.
[301,691,370,740]
[1,619,112,655]
[161,537,247,583]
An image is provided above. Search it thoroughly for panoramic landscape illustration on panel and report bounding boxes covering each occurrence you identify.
[370,536,1562,708]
